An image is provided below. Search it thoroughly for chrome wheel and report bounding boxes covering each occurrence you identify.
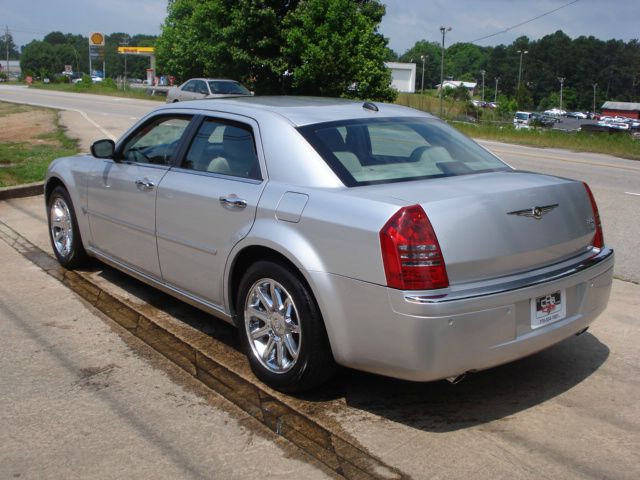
[50,196,73,258]
[244,278,301,374]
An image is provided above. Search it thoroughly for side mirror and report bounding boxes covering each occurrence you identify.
[91,139,115,159]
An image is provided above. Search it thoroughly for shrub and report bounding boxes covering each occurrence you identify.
[102,78,117,89]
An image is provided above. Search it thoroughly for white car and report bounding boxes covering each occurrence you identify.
[544,108,567,117]
[166,78,252,103]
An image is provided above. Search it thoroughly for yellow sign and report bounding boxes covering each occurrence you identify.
[89,32,105,46]
[117,46,155,55]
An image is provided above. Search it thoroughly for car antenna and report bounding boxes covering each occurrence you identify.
[362,102,379,112]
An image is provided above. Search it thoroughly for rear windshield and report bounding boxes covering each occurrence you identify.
[298,117,510,187]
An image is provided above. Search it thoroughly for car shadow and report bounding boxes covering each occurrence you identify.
[85,262,610,434]
[300,331,609,432]
[87,263,241,350]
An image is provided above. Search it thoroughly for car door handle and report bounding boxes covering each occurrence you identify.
[219,196,247,209]
[135,178,155,191]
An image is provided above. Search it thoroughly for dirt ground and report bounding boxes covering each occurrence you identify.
[0,103,59,146]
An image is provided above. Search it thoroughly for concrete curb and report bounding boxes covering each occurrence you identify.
[0,220,408,480]
[0,182,44,201]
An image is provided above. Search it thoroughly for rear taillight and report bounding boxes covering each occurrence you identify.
[583,182,604,249]
[379,205,449,290]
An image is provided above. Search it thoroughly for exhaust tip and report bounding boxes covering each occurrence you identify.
[575,326,589,336]
[446,373,467,384]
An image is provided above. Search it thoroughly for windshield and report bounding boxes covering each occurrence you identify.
[298,117,510,187]
[515,112,530,120]
[208,81,251,95]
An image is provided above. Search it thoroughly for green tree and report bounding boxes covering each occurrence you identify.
[0,31,20,60]
[283,0,395,100]
[156,0,395,100]
[20,41,59,77]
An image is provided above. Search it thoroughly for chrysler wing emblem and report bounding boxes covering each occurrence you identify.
[507,204,558,220]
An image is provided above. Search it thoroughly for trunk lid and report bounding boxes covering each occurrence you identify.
[366,171,597,285]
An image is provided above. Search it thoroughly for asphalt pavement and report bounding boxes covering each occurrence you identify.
[0,208,332,479]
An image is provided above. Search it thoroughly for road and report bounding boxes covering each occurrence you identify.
[1,84,638,284]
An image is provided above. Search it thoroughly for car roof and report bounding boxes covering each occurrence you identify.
[159,96,435,127]
[186,78,240,83]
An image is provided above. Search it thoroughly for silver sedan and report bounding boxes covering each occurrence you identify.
[45,97,614,392]
[165,78,252,103]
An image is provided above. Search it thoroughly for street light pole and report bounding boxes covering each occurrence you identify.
[494,77,499,103]
[120,34,130,90]
[517,49,528,90]
[592,82,597,114]
[420,55,426,93]
[558,77,565,112]
[480,69,486,103]
[439,26,451,117]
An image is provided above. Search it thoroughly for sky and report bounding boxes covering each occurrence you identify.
[3,0,640,53]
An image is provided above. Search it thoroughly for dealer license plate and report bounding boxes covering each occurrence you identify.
[531,290,566,329]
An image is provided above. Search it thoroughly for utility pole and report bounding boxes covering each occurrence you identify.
[558,77,565,112]
[5,26,9,75]
[439,26,451,117]
[517,49,528,90]
[480,70,486,103]
[420,55,427,93]
[592,82,597,114]
[494,77,499,103]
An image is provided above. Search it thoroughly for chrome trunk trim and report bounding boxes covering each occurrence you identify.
[405,247,614,304]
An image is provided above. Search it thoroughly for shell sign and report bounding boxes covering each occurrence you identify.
[89,32,105,46]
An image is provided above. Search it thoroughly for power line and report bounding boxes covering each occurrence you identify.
[467,0,580,44]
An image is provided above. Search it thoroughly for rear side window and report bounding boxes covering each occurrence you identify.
[181,118,261,180]
[298,117,509,187]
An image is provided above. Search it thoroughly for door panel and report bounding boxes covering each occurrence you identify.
[86,114,193,278]
[156,116,265,306]
[87,162,168,277]
[156,173,264,305]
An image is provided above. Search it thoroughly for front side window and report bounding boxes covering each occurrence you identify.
[181,118,261,180]
[299,117,510,187]
[181,81,195,92]
[120,116,191,166]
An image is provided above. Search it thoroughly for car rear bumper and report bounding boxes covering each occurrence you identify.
[310,248,614,382]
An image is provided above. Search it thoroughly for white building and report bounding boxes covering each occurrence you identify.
[385,62,416,93]
[0,60,21,77]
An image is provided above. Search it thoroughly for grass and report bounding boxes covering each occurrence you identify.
[30,81,166,101]
[0,103,79,187]
[395,92,640,161]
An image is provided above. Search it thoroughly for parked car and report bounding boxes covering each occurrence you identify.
[166,78,252,103]
[531,113,560,127]
[513,111,533,129]
[566,111,588,119]
[45,97,614,392]
[544,108,567,117]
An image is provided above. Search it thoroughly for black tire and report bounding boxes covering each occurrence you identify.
[236,260,336,392]
[47,186,88,269]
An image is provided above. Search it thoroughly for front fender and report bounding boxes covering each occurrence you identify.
[45,154,95,250]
